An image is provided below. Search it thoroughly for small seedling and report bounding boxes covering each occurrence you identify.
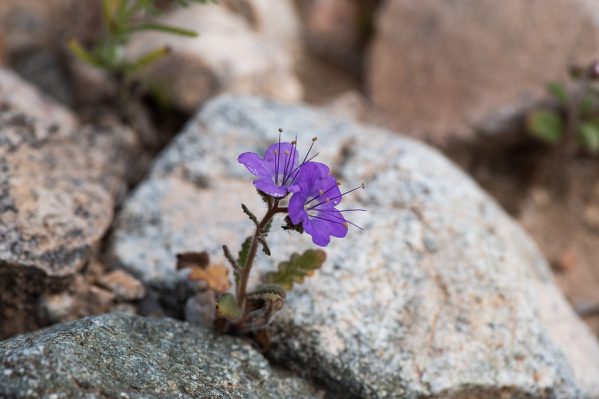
[69,0,211,113]
[527,61,599,154]
[179,129,366,345]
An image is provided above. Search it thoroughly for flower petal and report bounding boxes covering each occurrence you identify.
[317,207,348,238]
[254,178,288,198]
[303,217,332,247]
[294,162,327,195]
[265,142,299,182]
[238,152,272,178]
[288,190,308,225]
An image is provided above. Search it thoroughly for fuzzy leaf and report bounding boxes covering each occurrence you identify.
[238,285,287,332]
[253,284,287,298]
[258,190,272,206]
[222,245,240,270]
[265,250,327,291]
[259,237,271,256]
[237,236,252,268]
[578,122,599,153]
[547,82,568,104]
[188,264,230,292]
[262,219,272,238]
[527,110,563,144]
[242,204,259,226]
[216,293,241,320]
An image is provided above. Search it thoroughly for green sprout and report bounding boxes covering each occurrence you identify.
[527,62,599,154]
[69,0,212,112]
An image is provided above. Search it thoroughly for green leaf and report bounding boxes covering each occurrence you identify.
[547,82,568,104]
[579,94,596,116]
[237,236,252,268]
[578,122,599,153]
[128,23,198,37]
[125,45,171,74]
[527,110,563,144]
[216,293,241,320]
[265,250,327,291]
[68,39,102,68]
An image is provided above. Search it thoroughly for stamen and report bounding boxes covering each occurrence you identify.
[310,215,364,230]
[307,183,365,210]
[275,129,283,184]
[304,183,339,206]
[313,211,365,230]
[282,135,297,182]
[286,152,320,185]
[286,135,319,185]
[316,208,367,213]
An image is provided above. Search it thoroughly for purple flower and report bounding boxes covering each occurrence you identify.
[238,141,300,198]
[289,162,364,247]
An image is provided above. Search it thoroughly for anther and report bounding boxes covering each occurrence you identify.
[312,137,318,142]
[278,128,283,133]
[319,189,323,195]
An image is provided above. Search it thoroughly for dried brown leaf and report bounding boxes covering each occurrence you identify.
[176,251,210,270]
[188,264,230,292]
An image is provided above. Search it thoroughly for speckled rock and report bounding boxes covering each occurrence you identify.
[367,0,599,144]
[0,313,322,398]
[0,0,102,104]
[126,3,302,112]
[0,68,76,137]
[0,68,139,338]
[109,95,599,398]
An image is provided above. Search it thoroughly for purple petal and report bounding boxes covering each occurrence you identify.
[288,190,308,225]
[317,207,348,238]
[254,178,289,198]
[238,152,272,178]
[265,142,299,182]
[294,162,327,196]
[303,218,331,247]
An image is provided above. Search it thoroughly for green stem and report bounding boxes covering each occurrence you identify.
[236,200,285,310]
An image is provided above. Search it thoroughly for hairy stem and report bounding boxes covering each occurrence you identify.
[236,200,286,310]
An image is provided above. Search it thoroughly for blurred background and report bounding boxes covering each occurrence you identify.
[1,0,598,339]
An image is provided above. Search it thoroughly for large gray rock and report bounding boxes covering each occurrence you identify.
[110,95,599,398]
[0,313,321,398]
[0,68,139,338]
